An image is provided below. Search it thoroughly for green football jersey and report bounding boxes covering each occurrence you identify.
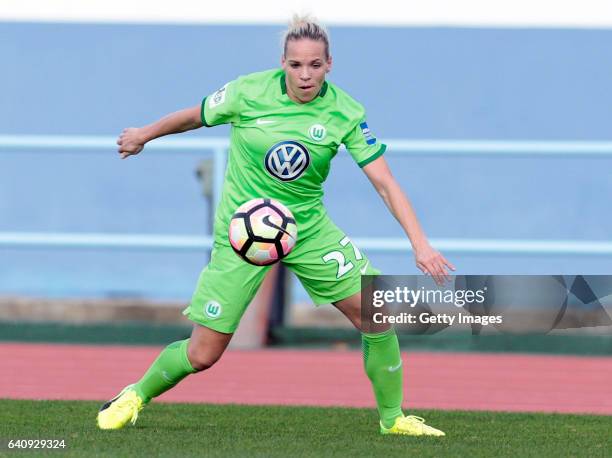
[201,68,386,242]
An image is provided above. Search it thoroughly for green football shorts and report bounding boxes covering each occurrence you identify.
[183,216,379,333]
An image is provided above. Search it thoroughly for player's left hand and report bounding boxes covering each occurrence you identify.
[413,244,455,285]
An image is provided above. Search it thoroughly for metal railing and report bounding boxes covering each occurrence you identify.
[1,134,611,255]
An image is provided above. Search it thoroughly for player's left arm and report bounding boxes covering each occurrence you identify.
[362,156,455,283]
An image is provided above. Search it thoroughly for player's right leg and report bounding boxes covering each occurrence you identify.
[97,241,270,430]
[97,325,232,430]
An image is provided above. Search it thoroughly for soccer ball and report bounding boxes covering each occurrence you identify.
[229,198,298,266]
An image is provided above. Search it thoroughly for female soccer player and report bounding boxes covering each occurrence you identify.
[97,16,454,436]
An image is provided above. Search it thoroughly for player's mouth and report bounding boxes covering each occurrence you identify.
[299,85,315,91]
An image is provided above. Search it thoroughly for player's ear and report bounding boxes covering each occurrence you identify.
[326,55,333,73]
[281,54,286,69]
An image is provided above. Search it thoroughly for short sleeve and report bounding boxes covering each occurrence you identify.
[342,115,386,168]
[201,79,241,127]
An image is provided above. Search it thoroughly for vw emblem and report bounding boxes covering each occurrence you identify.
[264,140,310,182]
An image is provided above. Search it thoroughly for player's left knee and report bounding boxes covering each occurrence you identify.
[345,309,363,330]
[333,294,363,330]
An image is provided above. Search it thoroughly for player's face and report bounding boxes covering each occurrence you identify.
[282,39,332,104]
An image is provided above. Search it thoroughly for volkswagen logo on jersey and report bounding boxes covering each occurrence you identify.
[264,140,310,182]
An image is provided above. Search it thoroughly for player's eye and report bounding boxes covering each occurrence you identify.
[290,63,300,68]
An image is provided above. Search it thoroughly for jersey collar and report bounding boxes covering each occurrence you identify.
[280,72,328,99]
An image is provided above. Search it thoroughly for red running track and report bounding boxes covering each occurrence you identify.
[1,343,610,415]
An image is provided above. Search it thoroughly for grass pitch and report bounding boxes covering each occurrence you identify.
[1,400,610,457]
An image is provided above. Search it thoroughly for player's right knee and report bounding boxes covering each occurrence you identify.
[186,344,223,372]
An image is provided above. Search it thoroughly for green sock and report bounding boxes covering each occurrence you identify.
[133,339,197,403]
[362,328,404,428]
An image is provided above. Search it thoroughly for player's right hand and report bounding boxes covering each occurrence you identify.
[117,127,146,159]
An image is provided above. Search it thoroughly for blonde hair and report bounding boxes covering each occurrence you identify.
[282,14,330,59]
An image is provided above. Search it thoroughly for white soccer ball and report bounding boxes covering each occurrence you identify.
[229,198,298,266]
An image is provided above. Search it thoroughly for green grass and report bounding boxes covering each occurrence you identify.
[0,400,610,457]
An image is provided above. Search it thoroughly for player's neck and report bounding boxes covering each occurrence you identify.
[285,78,319,104]
[286,89,316,104]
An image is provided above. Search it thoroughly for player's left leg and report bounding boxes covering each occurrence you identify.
[285,217,444,435]
[334,292,445,437]
[333,293,403,429]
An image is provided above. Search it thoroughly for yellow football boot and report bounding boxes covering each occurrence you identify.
[97,385,144,430]
[380,415,446,437]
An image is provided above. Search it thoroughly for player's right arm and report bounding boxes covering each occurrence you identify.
[118,78,242,159]
[117,105,202,159]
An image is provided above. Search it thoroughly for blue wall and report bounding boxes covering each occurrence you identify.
[1,23,611,299]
